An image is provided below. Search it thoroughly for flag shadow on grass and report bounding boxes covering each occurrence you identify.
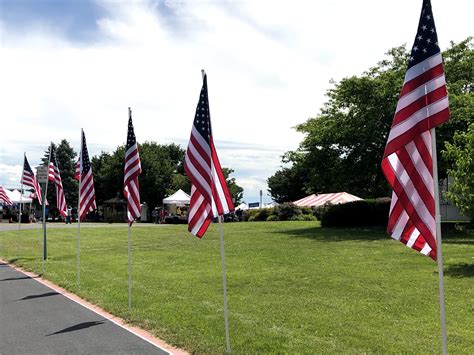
[46,321,106,336]
[443,263,474,278]
[278,226,388,242]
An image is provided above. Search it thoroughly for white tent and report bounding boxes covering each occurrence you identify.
[236,202,248,211]
[4,189,33,204]
[293,192,362,207]
[162,189,190,206]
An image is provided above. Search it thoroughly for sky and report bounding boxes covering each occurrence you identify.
[0,0,472,203]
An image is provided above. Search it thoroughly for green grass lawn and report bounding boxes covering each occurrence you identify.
[1,222,473,353]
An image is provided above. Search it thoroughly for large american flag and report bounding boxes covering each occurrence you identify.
[21,155,43,205]
[184,73,234,237]
[48,146,68,217]
[381,0,449,260]
[123,107,142,224]
[0,186,13,206]
[78,130,97,221]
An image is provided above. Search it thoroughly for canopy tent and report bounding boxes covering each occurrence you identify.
[236,202,248,211]
[3,189,33,204]
[162,189,190,206]
[293,192,362,207]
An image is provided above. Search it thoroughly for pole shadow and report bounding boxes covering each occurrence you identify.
[19,291,59,301]
[46,321,106,336]
[0,276,39,281]
[443,263,474,278]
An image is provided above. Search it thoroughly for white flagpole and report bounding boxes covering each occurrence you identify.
[42,144,52,275]
[19,154,25,227]
[218,216,231,353]
[431,128,447,355]
[128,222,132,310]
[77,129,83,287]
[18,153,25,255]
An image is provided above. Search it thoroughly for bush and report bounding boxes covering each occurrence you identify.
[290,214,317,221]
[244,208,272,222]
[243,203,319,222]
[320,199,390,227]
[274,203,302,221]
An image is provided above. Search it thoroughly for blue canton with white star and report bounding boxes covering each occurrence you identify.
[408,0,440,69]
[127,108,137,150]
[23,157,34,174]
[81,131,91,174]
[194,75,212,144]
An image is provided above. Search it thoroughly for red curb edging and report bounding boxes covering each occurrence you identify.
[1,259,188,355]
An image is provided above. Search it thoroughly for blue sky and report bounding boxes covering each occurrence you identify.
[0,0,472,203]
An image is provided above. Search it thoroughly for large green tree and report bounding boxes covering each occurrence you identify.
[268,38,473,204]
[92,141,243,209]
[92,142,186,209]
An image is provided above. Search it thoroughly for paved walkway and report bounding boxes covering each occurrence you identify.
[0,262,172,354]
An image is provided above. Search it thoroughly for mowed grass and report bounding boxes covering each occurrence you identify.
[1,221,473,353]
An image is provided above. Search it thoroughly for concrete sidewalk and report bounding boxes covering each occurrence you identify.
[0,262,171,354]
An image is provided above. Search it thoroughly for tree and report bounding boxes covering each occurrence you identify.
[222,168,244,205]
[268,38,473,203]
[92,142,186,209]
[444,123,474,219]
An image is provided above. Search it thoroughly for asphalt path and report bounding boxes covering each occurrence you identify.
[0,262,169,354]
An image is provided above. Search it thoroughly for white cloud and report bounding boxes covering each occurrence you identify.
[0,0,472,199]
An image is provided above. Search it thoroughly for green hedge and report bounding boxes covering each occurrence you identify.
[320,199,390,227]
[243,203,316,222]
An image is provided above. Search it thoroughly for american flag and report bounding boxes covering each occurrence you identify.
[381,0,449,260]
[21,155,43,205]
[184,73,234,237]
[0,186,13,206]
[78,130,97,221]
[123,107,142,224]
[48,146,68,217]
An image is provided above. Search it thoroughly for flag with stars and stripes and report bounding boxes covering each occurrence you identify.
[0,186,13,206]
[48,145,68,217]
[381,0,449,260]
[21,154,42,205]
[184,73,234,238]
[123,108,142,224]
[78,130,97,221]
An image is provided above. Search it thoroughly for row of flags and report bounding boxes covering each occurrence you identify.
[10,72,234,237]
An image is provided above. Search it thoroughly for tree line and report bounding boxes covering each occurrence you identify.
[267,38,473,219]
[41,141,243,219]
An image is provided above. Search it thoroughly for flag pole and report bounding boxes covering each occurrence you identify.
[218,216,231,353]
[18,153,25,256]
[42,144,52,275]
[128,221,132,310]
[77,129,82,287]
[431,128,447,355]
[201,68,231,352]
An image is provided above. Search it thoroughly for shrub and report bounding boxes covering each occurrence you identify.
[244,208,273,222]
[266,214,280,221]
[274,203,302,221]
[320,199,390,227]
[290,214,317,221]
